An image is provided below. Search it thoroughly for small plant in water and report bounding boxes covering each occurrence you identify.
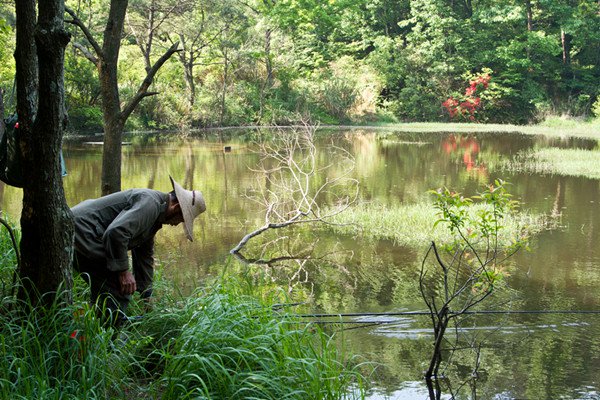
[420,180,527,399]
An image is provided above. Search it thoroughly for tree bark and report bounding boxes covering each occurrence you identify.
[265,28,273,90]
[219,46,229,126]
[178,35,196,108]
[16,0,74,307]
[561,29,571,65]
[525,0,533,32]
[98,0,128,195]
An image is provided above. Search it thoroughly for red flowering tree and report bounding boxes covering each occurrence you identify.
[442,70,491,122]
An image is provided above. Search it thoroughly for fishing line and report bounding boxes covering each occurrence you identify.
[296,310,600,320]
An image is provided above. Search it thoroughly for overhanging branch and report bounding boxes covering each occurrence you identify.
[121,41,180,120]
[71,41,98,64]
[65,7,104,60]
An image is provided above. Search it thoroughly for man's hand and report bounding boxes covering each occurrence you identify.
[119,271,137,295]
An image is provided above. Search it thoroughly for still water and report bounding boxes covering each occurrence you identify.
[2,128,600,399]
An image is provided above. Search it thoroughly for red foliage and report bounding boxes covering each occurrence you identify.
[442,73,491,122]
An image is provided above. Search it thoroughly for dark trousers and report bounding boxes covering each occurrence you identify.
[74,252,131,328]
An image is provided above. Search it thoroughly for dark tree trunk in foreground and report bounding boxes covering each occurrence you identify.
[15,0,74,306]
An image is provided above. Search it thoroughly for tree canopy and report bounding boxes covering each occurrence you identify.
[0,0,598,129]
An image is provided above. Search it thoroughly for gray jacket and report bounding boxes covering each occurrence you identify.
[72,189,169,293]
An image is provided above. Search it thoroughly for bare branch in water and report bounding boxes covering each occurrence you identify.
[230,121,359,263]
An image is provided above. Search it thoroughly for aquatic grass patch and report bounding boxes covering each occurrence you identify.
[352,120,600,139]
[322,201,553,248]
[502,147,600,179]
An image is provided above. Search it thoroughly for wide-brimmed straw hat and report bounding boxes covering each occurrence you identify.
[170,176,206,241]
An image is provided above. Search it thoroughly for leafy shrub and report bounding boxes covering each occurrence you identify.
[591,97,600,119]
[67,105,103,134]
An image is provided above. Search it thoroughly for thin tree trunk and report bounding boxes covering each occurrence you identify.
[525,0,533,59]
[525,0,533,32]
[265,28,273,90]
[561,29,571,65]
[17,0,74,307]
[220,47,228,126]
[184,59,195,108]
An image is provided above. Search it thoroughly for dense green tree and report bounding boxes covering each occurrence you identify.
[0,5,15,94]
[4,0,598,131]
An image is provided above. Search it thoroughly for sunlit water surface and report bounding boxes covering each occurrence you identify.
[2,128,600,399]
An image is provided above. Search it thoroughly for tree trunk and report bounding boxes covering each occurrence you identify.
[100,111,125,195]
[525,0,533,59]
[67,1,178,194]
[525,0,533,32]
[561,29,571,65]
[220,47,229,126]
[184,58,196,108]
[99,0,128,195]
[16,0,74,307]
[265,28,273,90]
[15,0,38,127]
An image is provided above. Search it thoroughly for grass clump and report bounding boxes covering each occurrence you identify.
[503,147,600,179]
[0,222,365,399]
[0,299,130,399]
[323,200,553,248]
[149,281,365,399]
[353,120,600,139]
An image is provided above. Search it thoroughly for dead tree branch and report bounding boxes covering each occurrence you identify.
[230,122,359,264]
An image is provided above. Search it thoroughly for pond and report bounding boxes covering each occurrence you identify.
[1,127,600,399]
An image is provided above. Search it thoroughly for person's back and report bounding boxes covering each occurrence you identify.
[72,188,168,266]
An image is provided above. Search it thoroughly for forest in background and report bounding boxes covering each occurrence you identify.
[0,0,599,132]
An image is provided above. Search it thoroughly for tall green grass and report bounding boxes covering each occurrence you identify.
[146,281,366,399]
[0,298,129,399]
[322,201,554,248]
[502,147,600,179]
[0,224,366,400]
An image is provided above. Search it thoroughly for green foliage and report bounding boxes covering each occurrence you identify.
[420,180,529,390]
[154,280,366,399]
[7,0,598,129]
[429,180,527,252]
[0,225,364,399]
[0,5,15,102]
[0,215,19,295]
[592,97,600,119]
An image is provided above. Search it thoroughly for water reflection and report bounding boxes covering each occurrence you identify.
[1,129,600,398]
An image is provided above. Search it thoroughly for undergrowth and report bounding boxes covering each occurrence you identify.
[0,220,367,400]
